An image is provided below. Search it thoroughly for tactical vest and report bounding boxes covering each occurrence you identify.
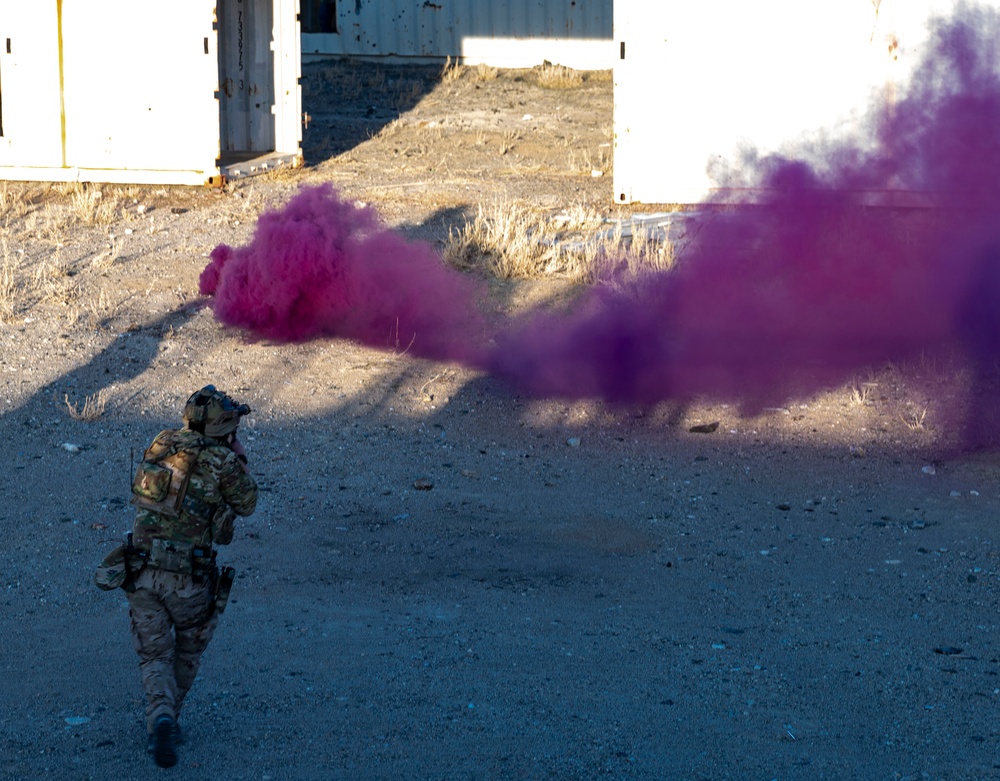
[131,429,218,551]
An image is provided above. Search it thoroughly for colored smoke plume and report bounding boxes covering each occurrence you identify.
[488,5,1000,443]
[200,183,489,364]
[201,6,1000,445]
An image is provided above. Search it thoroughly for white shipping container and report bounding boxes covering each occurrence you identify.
[0,0,302,186]
[300,0,613,69]
[613,0,980,204]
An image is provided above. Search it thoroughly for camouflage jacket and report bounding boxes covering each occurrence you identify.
[132,428,257,550]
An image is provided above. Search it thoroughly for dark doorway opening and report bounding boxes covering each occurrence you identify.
[301,1,338,34]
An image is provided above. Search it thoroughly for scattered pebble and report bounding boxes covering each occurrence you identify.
[688,421,719,434]
[61,443,82,454]
[64,716,90,726]
[566,437,581,447]
[921,465,936,475]
[412,478,434,490]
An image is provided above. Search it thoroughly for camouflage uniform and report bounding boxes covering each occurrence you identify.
[127,428,257,737]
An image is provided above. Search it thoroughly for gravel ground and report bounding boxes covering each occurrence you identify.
[1,60,999,781]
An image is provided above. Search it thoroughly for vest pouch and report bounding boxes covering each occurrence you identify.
[130,446,202,519]
[147,538,195,574]
[131,461,172,502]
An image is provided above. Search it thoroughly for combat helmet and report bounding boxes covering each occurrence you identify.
[183,385,251,439]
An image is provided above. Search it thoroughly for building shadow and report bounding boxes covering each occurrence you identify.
[1,305,202,429]
[301,60,444,163]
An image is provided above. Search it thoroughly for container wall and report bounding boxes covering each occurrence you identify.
[0,0,300,185]
[613,0,993,204]
[301,0,613,69]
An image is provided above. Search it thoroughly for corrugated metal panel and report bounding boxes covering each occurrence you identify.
[301,0,613,69]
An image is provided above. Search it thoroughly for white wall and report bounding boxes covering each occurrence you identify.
[613,0,973,204]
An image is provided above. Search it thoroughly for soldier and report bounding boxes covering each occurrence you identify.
[125,385,258,768]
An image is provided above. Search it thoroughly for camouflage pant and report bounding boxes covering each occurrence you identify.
[127,566,219,734]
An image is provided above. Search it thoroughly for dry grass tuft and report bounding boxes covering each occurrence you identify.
[535,62,584,89]
[0,183,32,224]
[475,62,499,81]
[443,201,674,283]
[441,56,464,82]
[900,407,928,431]
[0,240,19,322]
[64,389,109,422]
[69,184,122,226]
[849,382,876,406]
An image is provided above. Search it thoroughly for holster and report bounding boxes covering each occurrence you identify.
[214,565,236,614]
[122,532,148,594]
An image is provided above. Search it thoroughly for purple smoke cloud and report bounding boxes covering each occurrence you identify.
[490,6,1000,433]
[201,6,1000,444]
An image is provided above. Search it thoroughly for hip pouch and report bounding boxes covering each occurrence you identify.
[147,538,196,574]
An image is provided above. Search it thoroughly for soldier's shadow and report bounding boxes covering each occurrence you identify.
[3,304,202,429]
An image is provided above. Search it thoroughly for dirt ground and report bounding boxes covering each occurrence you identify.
[1,60,999,780]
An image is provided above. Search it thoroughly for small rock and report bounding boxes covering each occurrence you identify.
[909,519,926,529]
[689,421,719,434]
[933,646,964,656]
[921,465,936,475]
[776,503,791,511]
[64,716,90,726]
[61,443,82,454]
[566,437,581,447]
[413,478,434,490]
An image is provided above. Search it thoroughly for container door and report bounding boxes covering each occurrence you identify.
[218,0,275,156]
[60,0,219,173]
[0,3,64,168]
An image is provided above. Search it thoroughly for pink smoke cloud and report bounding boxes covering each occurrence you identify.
[199,183,490,364]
